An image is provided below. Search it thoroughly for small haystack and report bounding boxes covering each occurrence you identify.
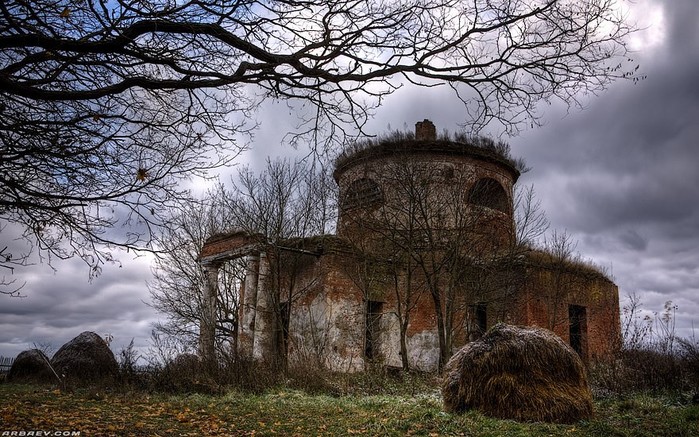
[7,349,54,382]
[51,331,118,382]
[442,323,593,424]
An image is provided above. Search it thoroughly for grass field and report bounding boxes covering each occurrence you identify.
[1,382,698,436]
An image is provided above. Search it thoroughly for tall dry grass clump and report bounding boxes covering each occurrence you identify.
[589,295,699,396]
[442,323,592,424]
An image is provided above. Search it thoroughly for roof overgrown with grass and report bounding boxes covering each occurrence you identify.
[334,130,527,181]
[522,248,613,283]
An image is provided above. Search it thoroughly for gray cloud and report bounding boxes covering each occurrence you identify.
[618,230,649,252]
[0,255,157,359]
[509,0,699,337]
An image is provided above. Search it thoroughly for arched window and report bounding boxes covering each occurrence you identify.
[342,178,384,211]
[468,178,509,213]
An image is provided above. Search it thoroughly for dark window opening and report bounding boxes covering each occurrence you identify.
[279,301,290,346]
[365,301,383,360]
[569,305,587,357]
[343,178,384,211]
[475,303,487,334]
[439,164,455,180]
[469,302,487,340]
[468,178,509,213]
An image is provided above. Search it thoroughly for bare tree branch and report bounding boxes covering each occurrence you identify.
[0,0,637,291]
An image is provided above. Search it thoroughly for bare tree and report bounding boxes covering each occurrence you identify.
[539,229,596,332]
[409,162,511,370]
[1,0,637,285]
[0,227,29,297]
[514,184,549,248]
[227,159,336,242]
[148,187,243,357]
[341,200,426,371]
[341,144,516,370]
[222,158,336,368]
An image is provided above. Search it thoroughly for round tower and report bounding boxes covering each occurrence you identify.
[333,120,520,253]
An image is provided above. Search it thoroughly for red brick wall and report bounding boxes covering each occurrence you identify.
[518,266,620,362]
[335,148,517,249]
[260,246,620,370]
[200,232,261,259]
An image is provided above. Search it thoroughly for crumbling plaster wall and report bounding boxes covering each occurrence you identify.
[280,252,620,370]
[198,121,620,372]
[286,257,367,372]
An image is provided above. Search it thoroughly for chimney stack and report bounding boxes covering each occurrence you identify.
[415,119,436,141]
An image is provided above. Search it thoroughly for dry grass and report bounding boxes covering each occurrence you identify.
[2,382,697,436]
[442,323,593,424]
[51,331,119,384]
[6,349,54,383]
[334,130,526,176]
[523,248,612,282]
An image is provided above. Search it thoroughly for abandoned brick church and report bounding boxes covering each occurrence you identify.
[199,120,620,371]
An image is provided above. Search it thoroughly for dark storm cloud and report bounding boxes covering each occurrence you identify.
[515,0,699,232]
[0,255,157,358]
[508,0,699,337]
[618,229,649,252]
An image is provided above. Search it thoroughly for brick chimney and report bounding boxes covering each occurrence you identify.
[415,119,436,141]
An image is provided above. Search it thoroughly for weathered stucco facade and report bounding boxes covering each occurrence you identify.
[199,120,620,371]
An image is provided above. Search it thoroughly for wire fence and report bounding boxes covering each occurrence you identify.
[0,355,15,375]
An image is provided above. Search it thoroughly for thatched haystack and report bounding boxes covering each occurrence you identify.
[442,323,593,424]
[51,331,118,382]
[7,349,54,382]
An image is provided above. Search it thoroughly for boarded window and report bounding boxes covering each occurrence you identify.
[343,178,383,211]
[365,301,383,360]
[468,178,509,213]
[569,305,587,357]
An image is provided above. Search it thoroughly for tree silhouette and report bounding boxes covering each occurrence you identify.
[0,0,636,285]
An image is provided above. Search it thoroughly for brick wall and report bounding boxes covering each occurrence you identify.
[200,231,261,259]
[518,265,620,362]
[415,119,436,141]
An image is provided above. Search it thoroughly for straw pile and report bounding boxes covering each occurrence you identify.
[442,323,593,423]
[51,331,118,382]
[8,349,54,382]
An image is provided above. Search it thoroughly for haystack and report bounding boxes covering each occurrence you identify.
[442,323,593,423]
[7,349,54,382]
[51,331,118,382]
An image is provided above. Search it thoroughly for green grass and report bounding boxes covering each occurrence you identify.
[1,383,698,436]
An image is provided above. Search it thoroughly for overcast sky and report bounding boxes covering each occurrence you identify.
[2,0,697,360]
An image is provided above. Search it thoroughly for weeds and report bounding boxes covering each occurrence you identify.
[589,294,699,396]
[4,293,698,436]
[2,383,697,436]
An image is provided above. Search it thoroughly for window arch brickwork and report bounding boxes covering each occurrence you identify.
[342,177,384,211]
[468,178,510,214]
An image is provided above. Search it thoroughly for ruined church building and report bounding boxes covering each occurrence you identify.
[199,120,620,371]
